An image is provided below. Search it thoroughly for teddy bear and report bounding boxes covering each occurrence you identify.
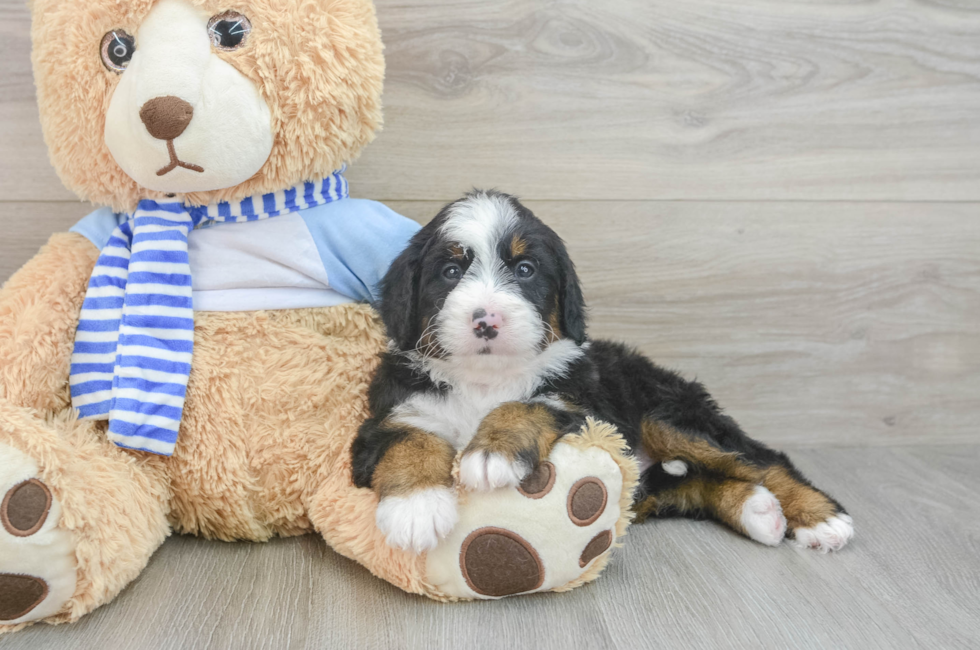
[0,0,637,632]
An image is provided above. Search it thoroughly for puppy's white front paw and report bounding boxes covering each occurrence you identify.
[740,485,787,546]
[793,513,854,552]
[459,452,531,491]
[376,487,458,554]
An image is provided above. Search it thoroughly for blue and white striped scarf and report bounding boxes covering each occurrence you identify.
[69,171,349,456]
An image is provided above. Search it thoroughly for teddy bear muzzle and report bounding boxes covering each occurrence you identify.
[139,95,204,176]
[102,0,273,193]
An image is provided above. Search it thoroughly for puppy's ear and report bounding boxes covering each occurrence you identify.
[377,232,427,350]
[557,244,588,344]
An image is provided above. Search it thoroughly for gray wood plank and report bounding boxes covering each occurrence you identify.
[3,445,978,650]
[3,0,980,201]
[388,200,980,448]
[4,200,979,449]
[0,1,75,202]
[0,202,93,280]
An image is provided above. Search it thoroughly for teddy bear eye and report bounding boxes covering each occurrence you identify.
[100,30,136,73]
[207,11,252,51]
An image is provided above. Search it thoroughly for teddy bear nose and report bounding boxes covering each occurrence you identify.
[139,96,195,141]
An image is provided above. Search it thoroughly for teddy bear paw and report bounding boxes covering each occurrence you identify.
[0,442,77,626]
[425,440,626,599]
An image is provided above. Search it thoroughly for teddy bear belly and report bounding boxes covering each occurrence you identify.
[163,303,386,541]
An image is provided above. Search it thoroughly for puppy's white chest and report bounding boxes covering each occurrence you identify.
[390,386,524,450]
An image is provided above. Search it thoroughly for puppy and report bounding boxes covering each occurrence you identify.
[352,190,853,554]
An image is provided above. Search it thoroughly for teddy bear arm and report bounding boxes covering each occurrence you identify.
[0,232,99,415]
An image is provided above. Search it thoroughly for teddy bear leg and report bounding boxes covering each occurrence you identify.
[307,453,433,598]
[0,399,171,633]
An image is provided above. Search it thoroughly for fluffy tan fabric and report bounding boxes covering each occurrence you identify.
[0,235,172,631]
[2,0,635,632]
[31,0,384,212]
[0,233,427,630]
[0,235,636,631]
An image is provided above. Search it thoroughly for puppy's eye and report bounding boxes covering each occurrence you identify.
[208,11,252,51]
[515,262,536,279]
[100,30,136,73]
[442,264,462,281]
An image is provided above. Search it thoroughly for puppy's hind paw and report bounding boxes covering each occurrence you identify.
[376,487,458,554]
[792,513,854,553]
[459,452,531,491]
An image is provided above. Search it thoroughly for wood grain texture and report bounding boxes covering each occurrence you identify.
[390,200,980,448]
[0,202,93,280]
[360,0,980,200]
[0,1,73,202]
[2,1,979,646]
[3,200,978,448]
[3,0,980,201]
[3,445,978,650]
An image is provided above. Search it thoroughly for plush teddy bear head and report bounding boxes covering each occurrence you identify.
[31,0,384,212]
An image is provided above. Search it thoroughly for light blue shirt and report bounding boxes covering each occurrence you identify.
[71,198,420,310]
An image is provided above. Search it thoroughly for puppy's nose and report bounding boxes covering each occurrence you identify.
[472,309,502,340]
[139,96,194,141]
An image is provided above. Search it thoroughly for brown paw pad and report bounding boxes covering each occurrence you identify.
[517,461,556,499]
[460,527,544,597]
[579,530,613,568]
[0,574,49,621]
[2,479,52,537]
[567,477,607,526]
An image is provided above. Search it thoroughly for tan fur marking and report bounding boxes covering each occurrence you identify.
[510,235,527,257]
[450,244,465,260]
[633,478,757,533]
[637,420,839,532]
[373,426,456,498]
[547,297,563,343]
[640,421,763,483]
[466,402,559,464]
[635,420,762,531]
[763,466,838,529]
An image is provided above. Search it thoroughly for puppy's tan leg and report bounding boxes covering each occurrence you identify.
[459,402,565,491]
[373,427,456,498]
[636,420,787,546]
[371,427,458,554]
[762,466,853,551]
[635,477,788,547]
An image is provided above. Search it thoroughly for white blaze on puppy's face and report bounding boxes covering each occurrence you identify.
[103,0,274,193]
[435,194,546,359]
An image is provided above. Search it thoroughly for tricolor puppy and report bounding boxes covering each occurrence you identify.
[352,191,853,555]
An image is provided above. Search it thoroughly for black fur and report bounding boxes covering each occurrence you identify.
[353,191,847,535]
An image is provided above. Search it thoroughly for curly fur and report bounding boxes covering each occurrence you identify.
[0,1,636,631]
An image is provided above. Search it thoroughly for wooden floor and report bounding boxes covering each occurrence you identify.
[4,446,979,650]
[2,0,979,648]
